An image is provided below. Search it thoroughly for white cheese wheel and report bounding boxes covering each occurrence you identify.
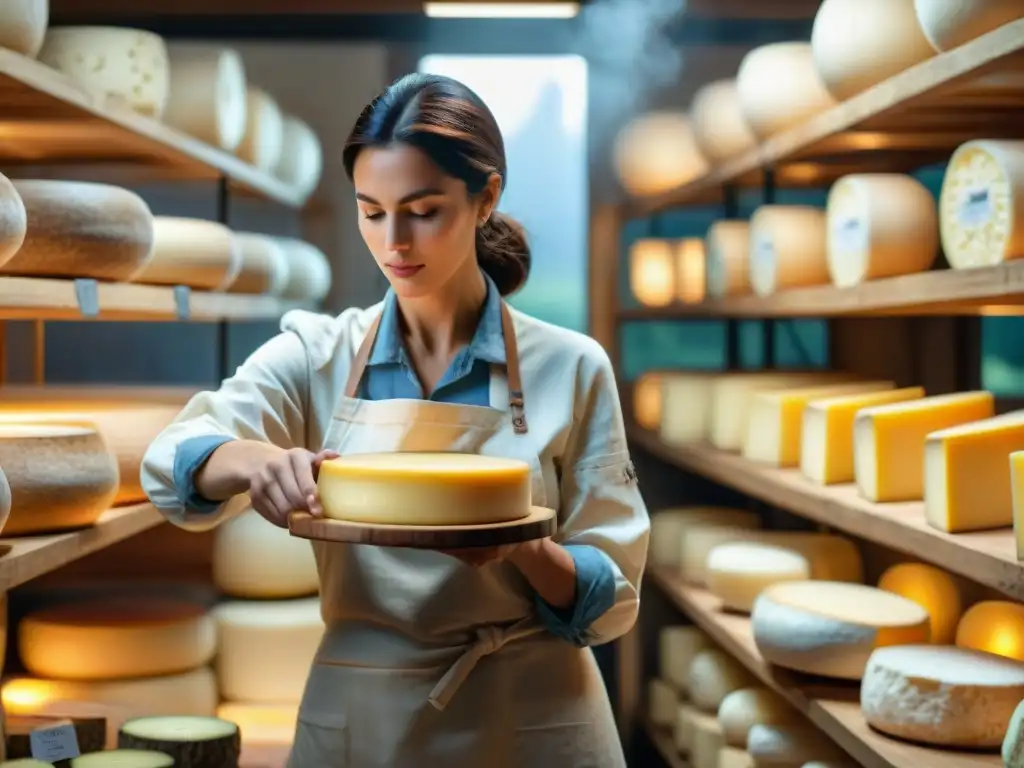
[826,174,938,287]
[0,423,117,535]
[612,111,710,197]
[751,581,931,680]
[318,452,532,526]
[227,232,290,296]
[633,372,663,431]
[213,509,318,599]
[118,715,240,768]
[235,87,284,172]
[0,172,27,271]
[38,27,170,118]
[876,563,963,645]
[274,116,323,201]
[3,181,153,281]
[689,80,757,163]
[861,644,1024,748]
[719,747,755,768]
[274,237,332,303]
[1004,697,1024,767]
[650,506,760,567]
[659,625,714,693]
[705,221,751,299]
[748,206,828,297]
[213,597,323,704]
[648,678,679,727]
[691,709,727,768]
[747,723,848,766]
[707,543,811,613]
[680,523,762,586]
[661,373,717,446]
[914,0,1024,51]
[0,0,47,58]
[216,702,297,745]
[687,649,756,713]
[19,597,215,681]
[72,751,174,768]
[811,0,935,100]
[717,687,797,749]
[736,43,837,138]
[955,600,1024,662]
[939,139,1024,270]
[127,217,242,291]
[163,44,248,151]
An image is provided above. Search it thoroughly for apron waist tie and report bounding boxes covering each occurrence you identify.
[428,620,542,711]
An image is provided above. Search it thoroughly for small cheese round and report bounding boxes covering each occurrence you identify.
[612,111,710,197]
[707,543,811,614]
[651,506,759,567]
[163,44,248,151]
[717,687,797,749]
[747,723,848,765]
[215,702,297,745]
[72,751,174,768]
[0,0,48,58]
[227,232,290,296]
[213,509,318,599]
[274,237,332,303]
[687,649,756,713]
[648,678,678,727]
[0,172,27,268]
[705,220,751,298]
[235,86,284,172]
[318,452,533,526]
[914,0,1024,51]
[955,600,1024,661]
[117,716,240,768]
[274,115,323,201]
[877,562,963,645]
[689,79,757,163]
[736,43,836,138]
[751,581,931,680]
[632,372,663,431]
[659,625,713,693]
[128,216,242,291]
[748,206,829,297]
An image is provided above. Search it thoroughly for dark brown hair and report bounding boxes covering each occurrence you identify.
[343,73,530,297]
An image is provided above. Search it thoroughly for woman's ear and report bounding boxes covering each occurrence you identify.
[477,173,503,224]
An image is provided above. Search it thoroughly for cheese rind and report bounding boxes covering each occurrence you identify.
[748,206,829,297]
[661,373,716,446]
[689,79,756,162]
[274,116,323,201]
[876,563,962,645]
[659,626,714,693]
[914,0,1024,51]
[213,509,318,599]
[228,232,290,296]
[651,506,760,567]
[164,44,248,151]
[716,687,796,748]
[235,87,284,172]
[746,723,848,765]
[275,238,332,304]
[735,43,836,138]
[687,649,756,713]
[705,221,751,299]
[612,111,709,197]
[955,600,1024,662]
[707,543,811,613]
[128,217,242,291]
[0,171,27,269]
[0,0,48,58]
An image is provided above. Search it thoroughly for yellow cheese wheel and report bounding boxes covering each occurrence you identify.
[38,27,170,118]
[877,562,963,645]
[956,601,1024,662]
[227,232,290,296]
[274,115,323,201]
[0,172,28,269]
[748,206,829,297]
[914,0,1024,51]
[705,221,750,299]
[688,80,757,163]
[216,702,297,745]
[213,509,318,599]
[629,238,676,307]
[235,86,284,172]
[128,217,242,291]
[632,372,663,431]
[0,0,48,58]
[826,174,938,287]
[3,181,153,281]
[736,43,837,138]
[612,111,709,197]
[0,423,118,536]
[163,44,248,152]
[274,238,332,303]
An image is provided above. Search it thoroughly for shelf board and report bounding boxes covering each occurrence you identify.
[627,426,1024,600]
[625,18,1024,216]
[644,720,691,768]
[0,49,305,208]
[649,567,1001,768]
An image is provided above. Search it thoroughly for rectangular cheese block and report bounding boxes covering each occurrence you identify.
[801,386,925,485]
[924,410,1024,533]
[742,380,895,466]
[661,373,717,446]
[1013,451,1024,562]
[853,391,994,502]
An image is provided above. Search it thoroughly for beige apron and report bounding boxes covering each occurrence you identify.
[287,302,625,768]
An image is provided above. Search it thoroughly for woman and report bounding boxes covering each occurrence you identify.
[141,72,649,768]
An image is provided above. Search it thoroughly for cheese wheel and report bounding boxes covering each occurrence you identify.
[862,645,1024,748]
[127,217,242,291]
[213,509,318,599]
[648,678,678,727]
[612,111,710,197]
[680,523,762,586]
[118,716,240,768]
[800,386,925,485]
[736,43,837,138]
[274,237,332,303]
[1013,450,1024,562]
[38,27,170,118]
[749,206,829,297]
[705,221,750,299]
[1004,697,1024,767]
[0,423,117,535]
[876,563,963,645]
[163,44,248,151]
[661,373,717,446]
[19,598,215,681]
[691,709,726,768]
[213,597,323,704]
[674,702,701,754]
[0,468,10,529]
[227,232,290,296]
[215,702,297,745]
[318,452,532,526]
[0,0,47,58]
[274,116,323,201]
[717,687,797,749]
[853,391,995,502]
[811,0,935,100]
[72,751,174,768]
[687,649,756,713]
[235,86,284,172]
[751,581,931,679]
[719,747,754,768]
[689,80,757,163]
[939,139,1024,269]
[707,543,811,613]
[0,172,27,270]
[633,372,663,431]
[826,174,938,287]
[3,181,153,281]
[955,601,1024,662]
[914,0,1024,51]
[650,506,760,567]
[659,625,714,693]
[747,723,848,766]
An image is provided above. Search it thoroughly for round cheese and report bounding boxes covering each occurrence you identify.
[612,111,710,197]
[0,423,118,535]
[118,716,240,768]
[227,232,290,296]
[3,181,153,281]
[707,543,811,613]
[717,687,797,749]
[826,174,938,287]
[955,600,1024,661]
[235,86,284,172]
[163,44,248,151]
[687,649,755,713]
[213,597,323,704]
[0,172,27,269]
[861,644,1024,748]
[0,0,48,58]
[274,237,332,303]
[661,373,716,447]
[679,523,763,586]
[1004,697,1024,767]
[19,598,215,681]
[939,139,1024,269]
[747,723,848,765]
[689,79,757,163]
[127,217,242,291]
[659,625,713,693]
[736,43,837,138]
[705,221,751,299]
[914,0,1024,51]
[650,506,760,567]
[38,27,170,118]
[629,238,676,307]
[752,582,931,679]
[632,372,663,431]
[274,115,323,201]
[72,751,174,767]
[318,452,532,526]
[648,678,678,727]
[749,206,828,297]
[877,562,963,645]
[216,702,297,745]
[811,0,935,100]
[213,509,318,599]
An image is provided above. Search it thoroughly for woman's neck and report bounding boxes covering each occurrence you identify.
[395,265,488,358]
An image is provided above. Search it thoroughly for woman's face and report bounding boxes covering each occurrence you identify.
[353,143,498,298]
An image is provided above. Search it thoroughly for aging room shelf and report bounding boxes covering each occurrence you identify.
[649,567,1000,768]
[625,18,1024,216]
[627,426,1024,601]
[0,49,305,208]
[644,720,690,768]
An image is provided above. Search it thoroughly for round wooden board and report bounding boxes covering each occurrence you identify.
[288,505,557,549]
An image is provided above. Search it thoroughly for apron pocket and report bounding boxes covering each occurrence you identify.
[514,722,602,767]
[288,712,348,768]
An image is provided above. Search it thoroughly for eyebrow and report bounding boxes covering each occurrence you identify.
[355,188,445,205]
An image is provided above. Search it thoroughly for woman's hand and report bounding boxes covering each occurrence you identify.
[250,448,339,528]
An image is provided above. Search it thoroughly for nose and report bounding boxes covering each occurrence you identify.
[385,218,411,253]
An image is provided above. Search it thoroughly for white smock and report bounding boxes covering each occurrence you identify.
[141,299,650,767]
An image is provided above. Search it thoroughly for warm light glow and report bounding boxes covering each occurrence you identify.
[955,600,1024,661]
[676,238,706,304]
[633,373,663,431]
[877,562,963,645]
[424,2,580,18]
[612,111,710,197]
[217,703,298,745]
[629,239,676,307]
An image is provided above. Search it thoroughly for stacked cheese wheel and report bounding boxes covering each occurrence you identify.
[612,111,709,197]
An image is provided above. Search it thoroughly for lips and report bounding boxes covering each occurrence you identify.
[387,264,424,278]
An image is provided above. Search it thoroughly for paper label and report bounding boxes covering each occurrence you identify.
[753,235,774,273]
[832,216,868,253]
[30,721,80,762]
[959,186,993,227]
[73,279,99,317]
[173,285,191,321]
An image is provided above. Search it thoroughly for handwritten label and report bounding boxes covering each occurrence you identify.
[832,216,868,254]
[73,279,99,318]
[30,721,80,762]
[173,285,191,321]
[752,236,775,286]
[959,186,993,227]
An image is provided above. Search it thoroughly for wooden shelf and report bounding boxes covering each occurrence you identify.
[625,18,1024,216]
[627,426,1024,601]
[649,567,1001,768]
[0,49,305,208]
[644,720,691,768]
